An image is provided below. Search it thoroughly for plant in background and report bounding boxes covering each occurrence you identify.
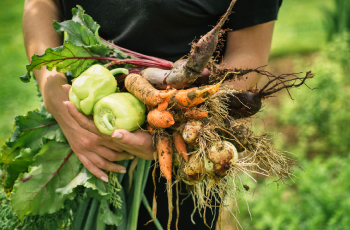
[322,0,350,41]
[237,154,350,230]
[233,24,350,230]
[275,33,350,157]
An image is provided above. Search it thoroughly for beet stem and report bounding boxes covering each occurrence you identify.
[100,37,173,68]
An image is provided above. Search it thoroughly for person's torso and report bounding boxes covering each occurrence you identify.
[59,0,281,61]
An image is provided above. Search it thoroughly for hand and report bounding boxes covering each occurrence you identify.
[64,100,156,159]
[42,75,135,182]
[62,84,155,172]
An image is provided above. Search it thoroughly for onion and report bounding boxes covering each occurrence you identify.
[205,141,238,178]
[182,120,202,145]
[181,155,205,185]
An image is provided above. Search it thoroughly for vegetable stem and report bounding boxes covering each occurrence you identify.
[109,68,129,76]
[100,37,173,68]
[96,207,106,230]
[102,113,114,131]
[142,194,164,230]
[83,198,100,230]
[73,197,92,230]
[126,158,148,230]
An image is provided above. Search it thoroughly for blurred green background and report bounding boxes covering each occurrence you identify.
[1,0,350,229]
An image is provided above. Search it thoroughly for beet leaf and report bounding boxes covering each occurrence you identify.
[10,141,81,220]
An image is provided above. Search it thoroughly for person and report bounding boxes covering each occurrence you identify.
[22,0,282,228]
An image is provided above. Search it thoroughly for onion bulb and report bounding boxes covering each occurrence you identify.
[205,141,238,178]
[181,155,205,185]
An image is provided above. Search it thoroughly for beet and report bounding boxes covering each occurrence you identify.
[227,91,262,119]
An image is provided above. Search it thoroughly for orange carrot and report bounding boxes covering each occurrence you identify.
[184,108,208,120]
[146,123,156,135]
[148,108,175,128]
[125,73,176,107]
[173,131,189,162]
[170,83,221,110]
[157,100,169,111]
[157,134,173,181]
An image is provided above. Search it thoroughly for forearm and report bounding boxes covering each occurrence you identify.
[222,21,275,90]
[23,0,65,100]
[222,54,266,90]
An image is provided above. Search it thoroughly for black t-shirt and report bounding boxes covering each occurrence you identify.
[59,0,282,62]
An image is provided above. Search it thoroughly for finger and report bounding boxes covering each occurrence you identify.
[111,129,155,159]
[96,146,134,161]
[75,153,109,182]
[64,101,101,133]
[82,151,127,173]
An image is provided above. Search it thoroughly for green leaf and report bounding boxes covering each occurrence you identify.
[53,20,99,47]
[72,5,100,36]
[10,141,81,220]
[1,110,64,191]
[22,42,109,81]
[7,110,64,150]
[57,167,125,227]
[1,147,35,191]
[57,167,110,202]
[99,199,123,226]
[19,72,31,83]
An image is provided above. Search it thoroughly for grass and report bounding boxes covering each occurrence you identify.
[270,0,332,57]
[0,0,40,144]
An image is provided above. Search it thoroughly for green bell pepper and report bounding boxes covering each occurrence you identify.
[93,93,146,135]
[69,64,126,115]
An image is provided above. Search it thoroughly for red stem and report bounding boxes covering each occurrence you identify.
[77,56,170,69]
[116,74,127,82]
[100,37,173,68]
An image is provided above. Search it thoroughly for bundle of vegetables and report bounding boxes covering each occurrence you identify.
[0,1,314,230]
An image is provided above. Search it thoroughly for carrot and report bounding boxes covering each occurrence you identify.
[173,131,189,163]
[146,123,156,135]
[169,82,222,110]
[140,0,237,90]
[157,134,173,181]
[124,73,176,107]
[157,100,169,111]
[184,108,208,120]
[147,108,175,128]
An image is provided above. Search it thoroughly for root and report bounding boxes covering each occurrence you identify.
[145,159,158,225]
[210,67,315,99]
[201,87,238,127]
[176,182,180,230]
[167,180,173,230]
[245,133,299,184]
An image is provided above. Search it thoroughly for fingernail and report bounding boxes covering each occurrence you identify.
[101,176,108,183]
[120,169,126,174]
[62,85,68,93]
[63,101,69,111]
[129,155,135,160]
[112,131,123,139]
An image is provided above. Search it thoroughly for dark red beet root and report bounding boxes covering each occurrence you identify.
[227,91,262,119]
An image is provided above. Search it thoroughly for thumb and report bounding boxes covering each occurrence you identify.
[111,129,155,156]
[111,129,135,144]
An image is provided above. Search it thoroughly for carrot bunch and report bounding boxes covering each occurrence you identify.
[120,0,313,228]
